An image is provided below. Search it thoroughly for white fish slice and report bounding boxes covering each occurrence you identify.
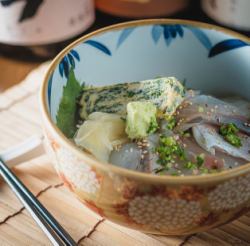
[175,95,250,134]
[192,124,250,162]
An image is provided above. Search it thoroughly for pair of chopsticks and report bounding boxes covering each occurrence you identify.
[0,158,77,246]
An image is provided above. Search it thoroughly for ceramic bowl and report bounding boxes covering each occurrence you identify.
[40,19,250,235]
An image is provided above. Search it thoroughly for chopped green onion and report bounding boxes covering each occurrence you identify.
[198,106,204,113]
[165,116,176,130]
[155,136,186,172]
[171,171,179,176]
[200,167,209,174]
[184,161,197,169]
[147,117,159,134]
[225,134,242,147]
[219,123,242,147]
[196,155,204,168]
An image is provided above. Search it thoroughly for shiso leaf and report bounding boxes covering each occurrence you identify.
[56,69,82,138]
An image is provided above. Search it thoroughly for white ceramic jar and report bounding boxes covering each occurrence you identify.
[202,0,250,31]
[0,0,95,45]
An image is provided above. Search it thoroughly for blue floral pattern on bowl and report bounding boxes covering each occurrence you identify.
[59,49,80,78]
[58,24,249,80]
[48,21,250,122]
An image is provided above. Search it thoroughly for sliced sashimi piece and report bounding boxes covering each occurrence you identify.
[109,143,144,171]
[180,136,225,170]
[192,124,250,162]
[174,95,250,134]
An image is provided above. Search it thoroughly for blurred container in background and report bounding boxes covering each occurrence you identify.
[0,0,95,60]
[95,0,189,18]
[202,0,250,31]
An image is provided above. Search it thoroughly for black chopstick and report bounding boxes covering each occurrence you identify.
[0,158,77,246]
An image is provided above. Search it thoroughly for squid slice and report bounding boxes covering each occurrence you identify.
[109,143,144,171]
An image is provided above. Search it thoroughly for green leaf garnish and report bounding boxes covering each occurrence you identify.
[56,69,82,138]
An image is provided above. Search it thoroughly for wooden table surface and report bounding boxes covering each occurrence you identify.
[0,56,41,92]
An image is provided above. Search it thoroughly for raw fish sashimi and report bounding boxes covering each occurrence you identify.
[174,95,250,134]
[192,124,250,162]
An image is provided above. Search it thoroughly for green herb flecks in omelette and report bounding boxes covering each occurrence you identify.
[79,77,185,120]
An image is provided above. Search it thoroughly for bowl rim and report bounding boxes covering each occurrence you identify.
[40,19,250,184]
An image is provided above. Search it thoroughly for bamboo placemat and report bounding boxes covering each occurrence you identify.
[0,63,249,246]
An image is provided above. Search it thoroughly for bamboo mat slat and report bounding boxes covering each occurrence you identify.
[0,63,249,246]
